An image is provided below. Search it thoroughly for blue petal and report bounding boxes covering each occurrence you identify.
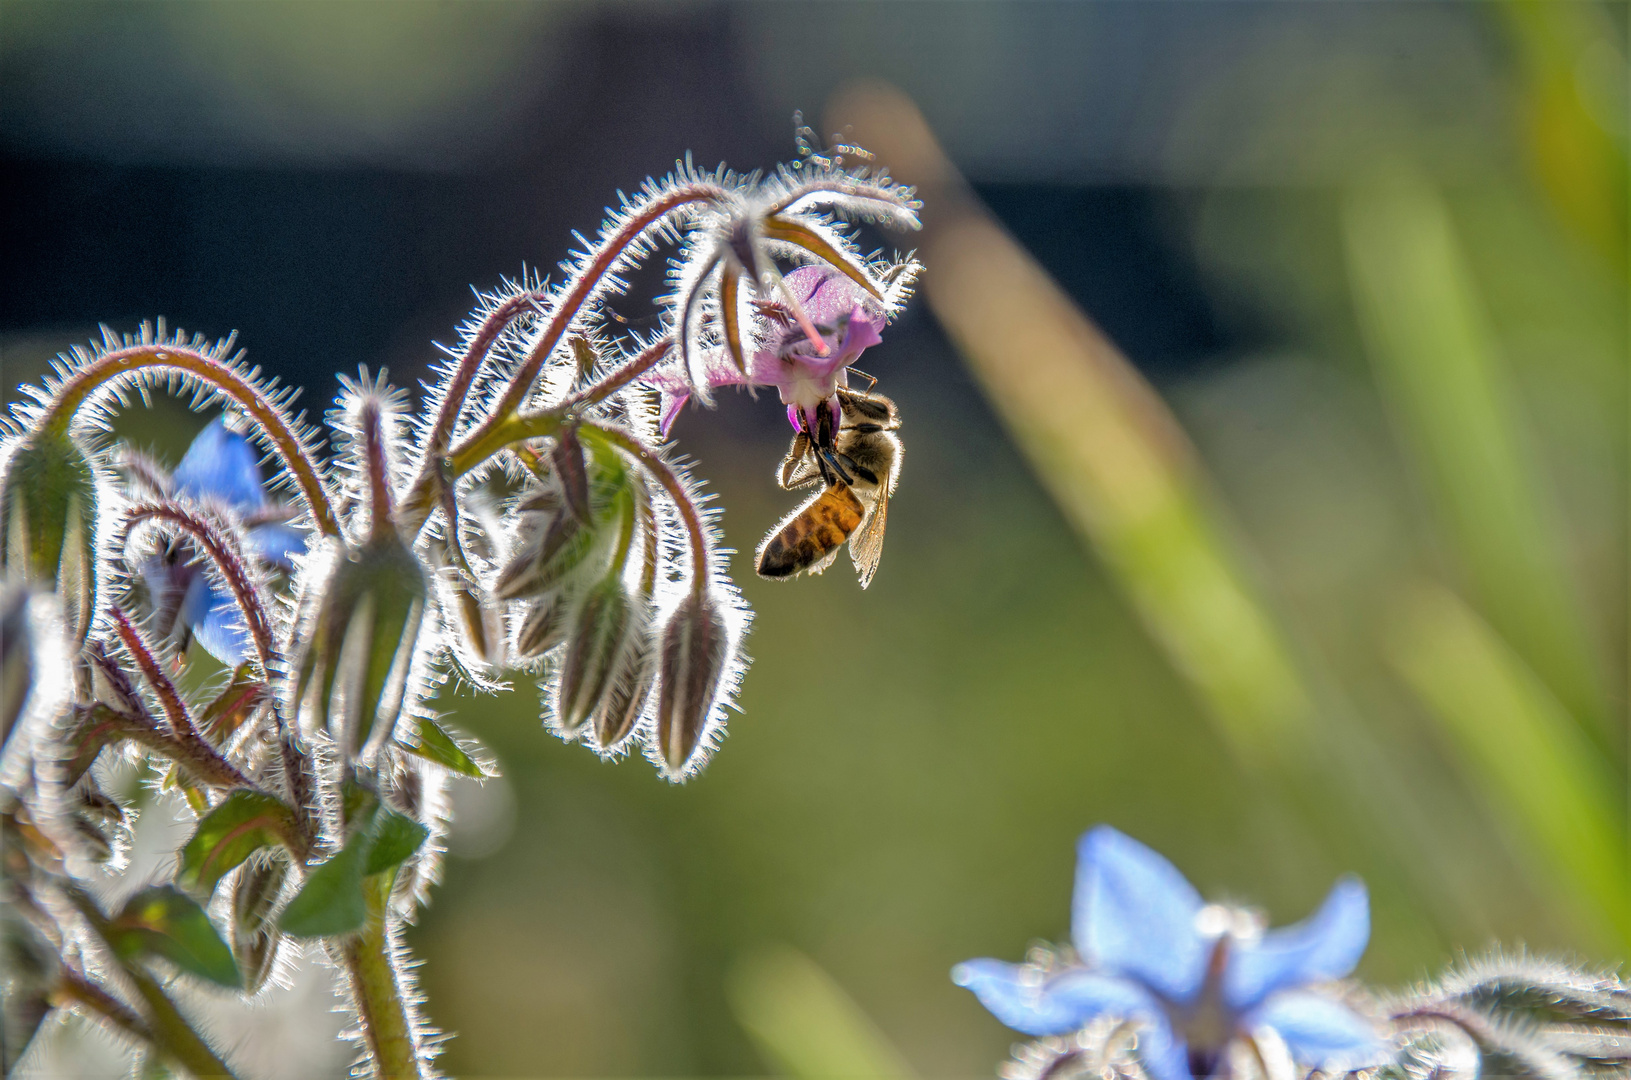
[174,419,266,509]
[1224,877,1368,1011]
[1072,826,1208,1003]
[952,960,1157,1037]
[190,587,252,667]
[1250,991,1387,1071]
[245,523,309,569]
[1134,1014,1193,1080]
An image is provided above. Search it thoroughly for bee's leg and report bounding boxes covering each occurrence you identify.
[818,445,855,486]
[836,454,878,486]
[849,368,879,391]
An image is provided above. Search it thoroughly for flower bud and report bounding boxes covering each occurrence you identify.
[654,591,731,778]
[68,783,127,864]
[1,582,33,756]
[514,594,569,660]
[0,428,98,643]
[494,443,632,602]
[554,576,643,737]
[493,512,598,602]
[233,855,289,994]
[445,574,505,674]
[289,532,430,762]
[594,629,655,752]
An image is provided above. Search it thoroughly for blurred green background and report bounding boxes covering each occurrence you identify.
[3,2,1626,1078]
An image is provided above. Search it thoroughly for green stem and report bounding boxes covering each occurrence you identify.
[344,872,421,1080]
[55,972,153,1044]
[62,887,239,1079]
[42,343,339,537]
[124,965,241,1079]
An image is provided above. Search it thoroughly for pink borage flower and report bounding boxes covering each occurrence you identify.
[650,266,892,437]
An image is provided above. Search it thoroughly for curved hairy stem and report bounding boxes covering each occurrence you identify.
[560,336,673,410]
[41,343,339,536]
[419,289,544,461]
[344,873,423,1080]
[473,183,726,426]
[580,424,711,598]
[124,503,278,674]
[433,183,726,513]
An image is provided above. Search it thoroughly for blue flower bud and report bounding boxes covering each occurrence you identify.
[653,591,731,779]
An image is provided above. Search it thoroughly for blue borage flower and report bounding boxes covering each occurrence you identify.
[954,826,1385,1080]
[144,418,307,665]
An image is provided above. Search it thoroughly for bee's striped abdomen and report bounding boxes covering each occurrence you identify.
[756,483,865,579]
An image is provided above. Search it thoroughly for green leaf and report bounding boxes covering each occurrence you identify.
[397,715,489,778]
[278,832,371,938]
[365,809,429,876]
[108,887,240,988]
[177,790,302,897]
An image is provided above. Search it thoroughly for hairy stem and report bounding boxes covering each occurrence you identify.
[124,965,241,1079]
[476,183,725,426]
[124,503,277,673]
[560,336,673,410]
[109,609,200,742]
[419,289,544,461]
[580,424,711,597]
[41,343,339,537]
[344,872,421,1080]
[63,888,240,1079]
[55,972,153,1045]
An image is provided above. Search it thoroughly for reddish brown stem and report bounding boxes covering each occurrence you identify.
[422,289,544,459]
[109,608,251,789]
[358,399,395,542]
[42,343,339,537]
[124,503,277,674]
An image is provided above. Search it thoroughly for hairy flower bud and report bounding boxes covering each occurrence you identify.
[493,512,597,602]
[444,574,505,675]
[514,594,569,660]
[68,783,127,864]
[233,855,289,994]
[0,428,98,643]
[654,591,731,778]
[594,627,655,752]
[554,576,644,737]
[290,532,429,762]
[495,444,632,603]
[1,582,33,756]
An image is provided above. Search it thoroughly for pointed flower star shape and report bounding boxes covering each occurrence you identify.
[954,827,1385,1080]
[652,265,886,437]
[146,418,307,665]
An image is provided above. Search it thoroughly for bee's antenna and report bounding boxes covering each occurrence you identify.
[849,368,879,391]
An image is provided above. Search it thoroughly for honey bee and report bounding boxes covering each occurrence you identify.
[756,387,901,588]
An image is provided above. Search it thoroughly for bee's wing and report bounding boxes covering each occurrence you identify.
[848,484,889,589]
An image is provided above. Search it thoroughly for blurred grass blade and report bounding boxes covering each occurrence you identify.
[1342,173,1607,739]
[827,85,1310,767]
[1383,581,1627,950]
[728,945,918,1080]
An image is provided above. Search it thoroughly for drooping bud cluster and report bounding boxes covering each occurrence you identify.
[0,137,922,1077]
